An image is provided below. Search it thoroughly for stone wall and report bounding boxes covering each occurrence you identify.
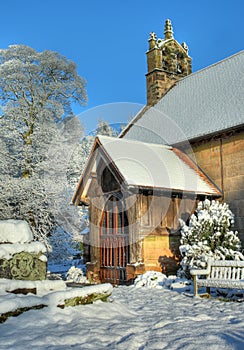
[142,233,181,276]
[182,130,244,244]
[146,71,179,106]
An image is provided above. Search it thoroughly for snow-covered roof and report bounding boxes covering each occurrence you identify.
[121,51,244,145]
[73,136,221,203]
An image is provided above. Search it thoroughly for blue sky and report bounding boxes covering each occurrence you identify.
[1,0,244,133]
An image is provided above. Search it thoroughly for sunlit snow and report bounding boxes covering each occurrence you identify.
[0,272,243,350]
[0,220,33,244]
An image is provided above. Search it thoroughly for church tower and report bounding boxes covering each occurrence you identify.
[146,19,192,106]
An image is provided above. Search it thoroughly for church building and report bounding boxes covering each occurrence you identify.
[72,20,244,285]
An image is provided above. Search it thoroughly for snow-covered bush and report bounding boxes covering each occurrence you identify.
[134,271,166,288]
[179,199,244,278]
[133,271,192,292]
[66,266,89,284]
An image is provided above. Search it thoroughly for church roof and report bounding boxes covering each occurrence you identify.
[121,51,244,145]
[72,136,221,205]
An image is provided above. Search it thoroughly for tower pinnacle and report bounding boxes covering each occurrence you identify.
[164,19,173,40]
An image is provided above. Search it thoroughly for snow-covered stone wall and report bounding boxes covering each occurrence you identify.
[0,219,33,244]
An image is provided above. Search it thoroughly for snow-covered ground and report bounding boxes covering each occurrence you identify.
[0,272,243,350]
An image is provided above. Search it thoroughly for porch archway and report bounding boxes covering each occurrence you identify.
[99,194,130,284]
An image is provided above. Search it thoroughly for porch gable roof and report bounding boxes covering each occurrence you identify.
[72,136,222,205]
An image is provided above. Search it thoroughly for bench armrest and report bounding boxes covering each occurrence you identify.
[190,268,209,276]
[190,261,212,276]
[190,259,213,277]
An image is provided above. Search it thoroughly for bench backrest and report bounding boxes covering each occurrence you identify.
[209,260,244,280]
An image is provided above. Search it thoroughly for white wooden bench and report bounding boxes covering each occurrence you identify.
[190,259,244,297]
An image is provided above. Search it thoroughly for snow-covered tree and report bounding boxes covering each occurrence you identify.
[0,44,86,177]
[95,118,125,137]
[46,118,119,260]
[0,45,87,245]
[179,199,244,278]
[67,118,119,191]
[48,227,81,265]
[95,118,115,137]
[67,135,95,191]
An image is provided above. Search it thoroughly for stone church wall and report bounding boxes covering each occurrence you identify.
[182,130,244,244]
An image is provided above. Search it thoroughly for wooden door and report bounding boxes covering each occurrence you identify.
[100,196,129,285]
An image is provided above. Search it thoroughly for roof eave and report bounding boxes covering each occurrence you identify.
[127,184,222,198]
[173,123,244,147]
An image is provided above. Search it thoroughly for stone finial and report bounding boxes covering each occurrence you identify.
[149,32,157,41]
[148,32,157,49]
[164,19,174,40]
[181,42,189,54]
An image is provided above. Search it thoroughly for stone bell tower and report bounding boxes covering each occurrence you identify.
[146,19,192,106]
